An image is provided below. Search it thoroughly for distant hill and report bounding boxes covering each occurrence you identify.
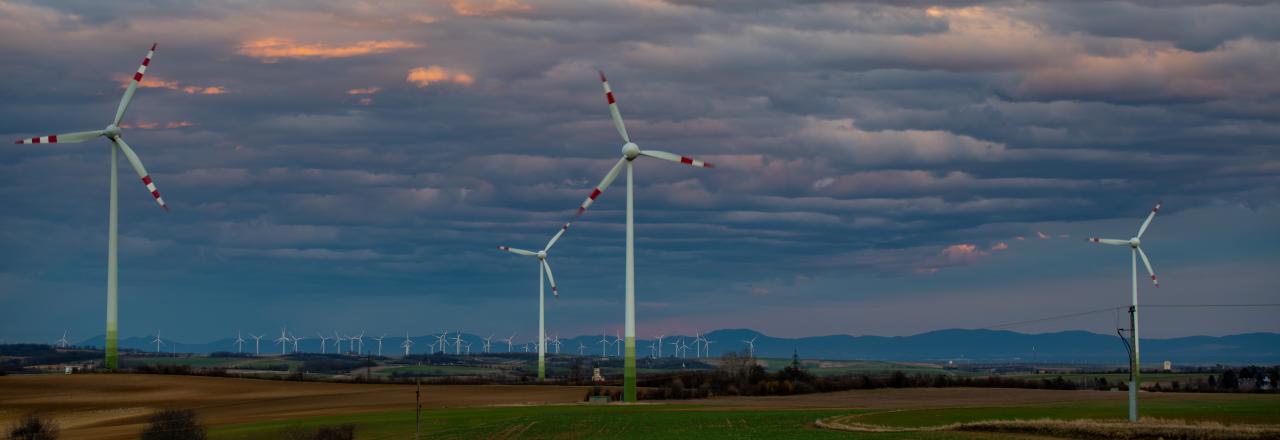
[74,329,1280,365]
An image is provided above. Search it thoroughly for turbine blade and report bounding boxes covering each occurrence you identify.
[1137,201,1161,238]
[542,259,558,297]
[599,70,630,143]
[542,220,568,250]
[574,157,627,217]
[639,149,714,168]
[497,246,537,256]
[1137,247,1158,288]
[114,43,156,126]
[1088,237,1129,246]
[111,137,168,211]
[14,130,105,144]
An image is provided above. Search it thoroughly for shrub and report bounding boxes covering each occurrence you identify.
[139,409,206,440]
[8,415,59,440]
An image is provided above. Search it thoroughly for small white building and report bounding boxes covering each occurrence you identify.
[1162,360,1172,371]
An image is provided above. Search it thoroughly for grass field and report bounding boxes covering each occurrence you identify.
[851,396,1280,428]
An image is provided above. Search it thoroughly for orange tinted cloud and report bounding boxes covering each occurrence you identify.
[239,38,420,62]
[450,0,532,17]
[120,120,195,130]
[126,75,227,95]
[347,87,382,95]
[406,66,475,88]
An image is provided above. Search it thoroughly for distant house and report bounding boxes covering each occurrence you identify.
[1162,360,1172,371]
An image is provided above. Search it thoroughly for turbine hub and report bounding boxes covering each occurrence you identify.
[104,124,121,138]
[622,142,640,160]
[1129,237,1140,247]
[537,250,547,260]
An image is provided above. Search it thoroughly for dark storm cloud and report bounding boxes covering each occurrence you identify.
[0,0,1276,342]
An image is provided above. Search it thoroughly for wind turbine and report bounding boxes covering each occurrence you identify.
[482,334,494,354]
[333,332,345,354]
[743,336,758,358]
[274,328,290,355]
[352,332,365,355]
[250,333,264,355]
[569,71,715,402]
[654,334,665,358]
[670,338,681,358]
[522,343,530,353]
[316,332,329,354]
[291,334,305,354]
[704,338,715,357]
[151,330,164,353]
[550,335,562,354]
[373,334,386,356]
[648,342,657,358]
[402,333,415,356]
[54,330,70,349]
[498,220,571,381]
[578,341,587,356]
[234,331,246,353]
[452,331,463,355]
[599,332,611,358]
[435,331,449,355]
[692,330,705,359]
[613,330,623,357]
[503,333,517,353]
[15,44,169,370]
[1089,201,1163,423]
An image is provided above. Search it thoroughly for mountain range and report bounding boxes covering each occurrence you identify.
[69,329,1280,365]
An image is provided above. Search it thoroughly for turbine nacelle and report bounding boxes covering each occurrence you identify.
[1129,237,1140,248]
[537,250,547,260]
[622,142,641,160]
[105,124,122,138]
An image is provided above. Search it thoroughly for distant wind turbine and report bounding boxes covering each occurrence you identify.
[234,331,246,353]
[373,334,386,356]
[743,336,758,358]
[54,330,70,349]
[151,330,164,353]
[250,333,264,355]
[401,332,414,356]
[316,332,329,354]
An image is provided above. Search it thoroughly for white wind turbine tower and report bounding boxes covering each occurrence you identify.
[669,338,680,358]
[482,334,494,354]
[401,333,414,356]
[579,342,587,356]
[599,332,611,358]
[648,342,657,358]
[1089,201,1164,423]
[498,219,571,381]
[743,336,758,358]
[463,342,473,356]
[452,331,464,355]
[15,44,169,370]
[692,330,705,359]
[353,332,365,355]
[316,332,329,354]
[151,330,164,353]
[570,71,716,402]
[654,335,665,358]
[274,328,290,355]
[435,331,449,355]
[373,334,386,356]
[291,334,305,354]
[613,331,623,357]
[234,331,246,354]
[55,330,70,349]
[550,335,562,354]
[250,333,264,355]
[503,333,517,353]
[704,338,715,357]
[333,332,345,354]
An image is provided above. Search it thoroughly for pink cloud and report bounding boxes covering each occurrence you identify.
[991,242,1009,251]
[1037,231,1050,239]
[239,38,420,62]
[407,66,475,88]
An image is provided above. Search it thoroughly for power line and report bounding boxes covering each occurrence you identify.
[978,303,1280,330]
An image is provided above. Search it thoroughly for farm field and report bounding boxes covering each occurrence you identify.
[2,374,1276,439]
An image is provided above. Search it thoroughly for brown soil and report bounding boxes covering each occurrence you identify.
[698,387,1269,409]
[0,374,590,440]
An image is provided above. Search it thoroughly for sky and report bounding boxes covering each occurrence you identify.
[1,0,1278,345]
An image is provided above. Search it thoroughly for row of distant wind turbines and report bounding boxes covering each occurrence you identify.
[17,43,1163,418]
[113,328,758,360]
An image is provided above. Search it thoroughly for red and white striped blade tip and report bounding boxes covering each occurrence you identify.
[599,70,607,82]
[1151,275,1159,287]
[16,135,57,144]
[1153,201,1162,212]
[151,43,157,51]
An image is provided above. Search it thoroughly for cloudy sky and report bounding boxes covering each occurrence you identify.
[1,0,1277,344]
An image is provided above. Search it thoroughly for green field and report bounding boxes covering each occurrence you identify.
[851,396,1280,428]
[124,356,303,370]
[209,406,997,440]
[207,394,1280,439]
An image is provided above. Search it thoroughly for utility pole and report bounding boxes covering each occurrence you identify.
[414,361,423,440]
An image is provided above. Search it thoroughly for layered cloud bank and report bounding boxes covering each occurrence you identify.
[0,0,1276,341]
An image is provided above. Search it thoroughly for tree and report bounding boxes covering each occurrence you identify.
[8,415,59,440]
[1221,369,1239,390]
[139,409,206,440]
